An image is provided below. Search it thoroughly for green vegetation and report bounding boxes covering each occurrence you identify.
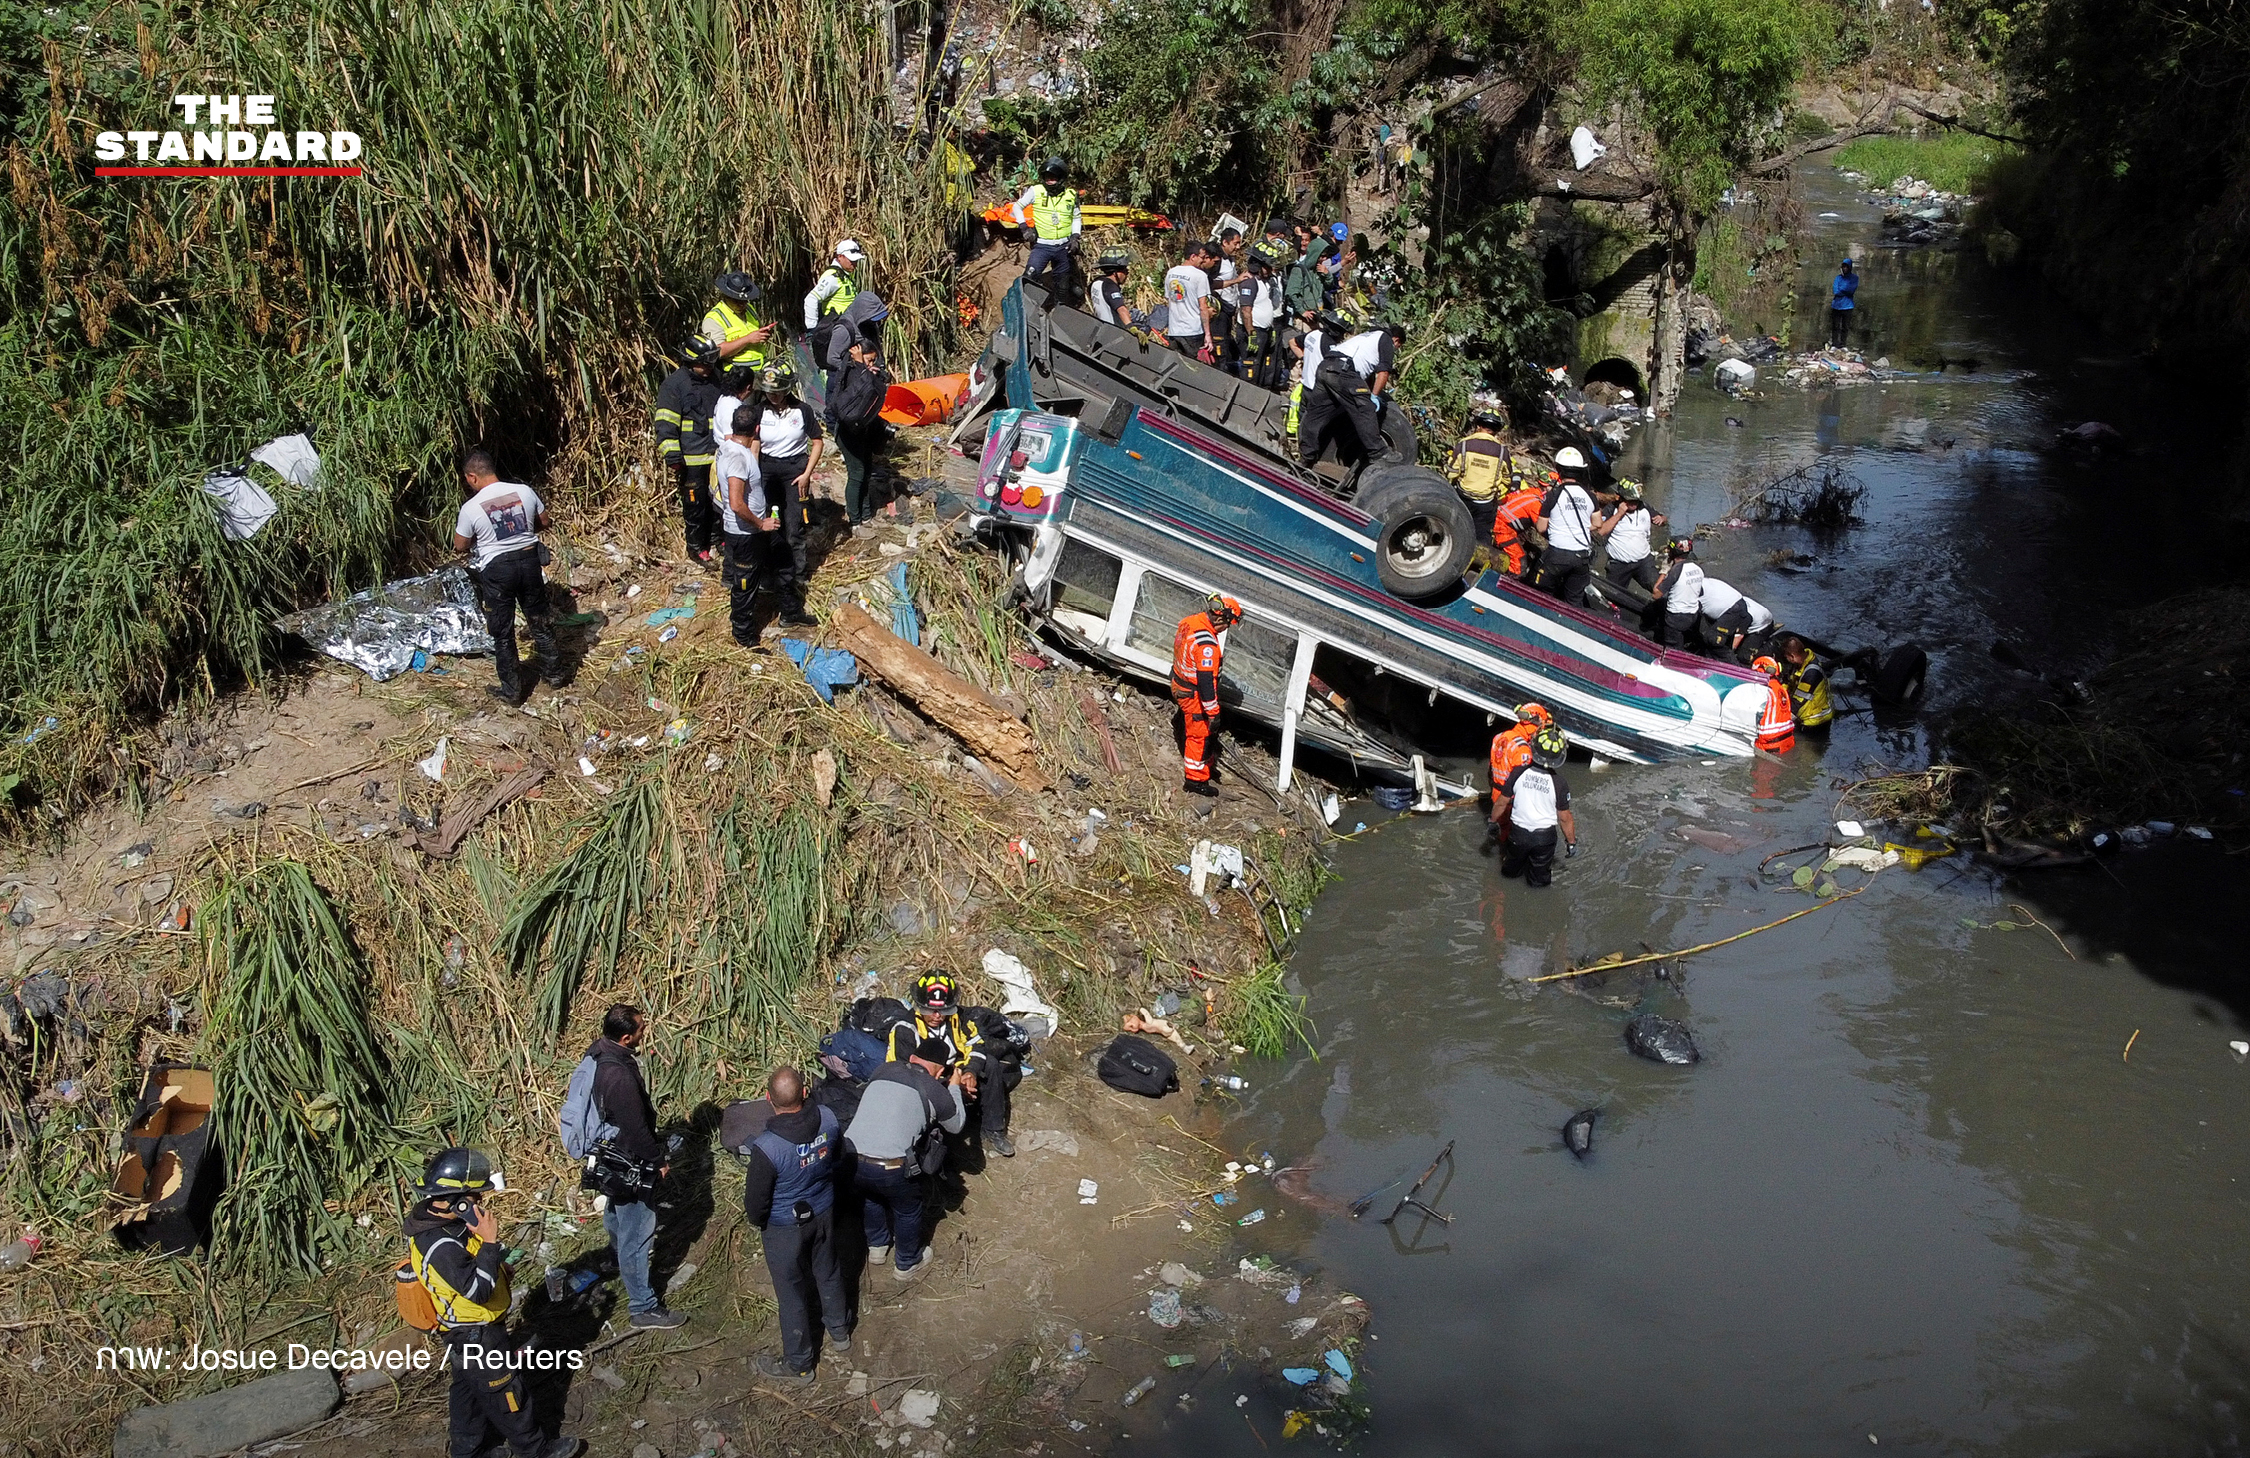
[1229,960,1318,1059]
[1833,133,2013,195]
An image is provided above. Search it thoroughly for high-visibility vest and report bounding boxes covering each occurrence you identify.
[1170,612,1223,710]
[1451,430,1507,503]
[1028,185,1079,242]
[1756,677,1796,752]
[1493,487,1544,569]
[700,300,768,368]
[408,1230,512,1329]
[1784,656,1835,728]
[819,266,857,318]
[1285,382,1303,437]
[1489,725,1535,786]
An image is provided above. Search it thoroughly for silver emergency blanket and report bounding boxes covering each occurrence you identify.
[275,566,493,681]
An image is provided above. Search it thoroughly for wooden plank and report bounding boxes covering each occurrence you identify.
[829,604,1050,792]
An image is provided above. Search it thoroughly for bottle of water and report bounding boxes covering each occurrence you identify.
[0,1229,40,1272]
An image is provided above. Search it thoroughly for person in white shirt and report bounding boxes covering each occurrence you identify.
[1651,536,1706,648]
[1162,242,1216,356]
[1594,478,1665,595]
[1089,250,1138,329]
[1211,228,1248,374]
[1697,576,1775,657]
[452,450,560,703]
[752,364,826,629]
[1243,252,1284,387]
[716,422,780,649]
[1536,448,1599,606]
[1300,321,1400,466]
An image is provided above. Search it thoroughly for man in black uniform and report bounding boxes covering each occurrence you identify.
[653,338,724,565]
[1089,249,1138,329]
[403,1148,584,1458]
[1493,727,1579,888]
[743,1066,851,1384]
[1299,320,1401,467]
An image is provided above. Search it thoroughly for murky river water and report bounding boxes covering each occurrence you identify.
[1126,169,2250,1455]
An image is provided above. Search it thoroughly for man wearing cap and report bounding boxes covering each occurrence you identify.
[847,1033,966,1281]
[1536,448,1599,606]
[1493,727,1578,888]
[1593,479,1665,597]
[743,1066,851,1383]
[700,272,775,368]
[1171,593,1242,797]
[804,239,865,329]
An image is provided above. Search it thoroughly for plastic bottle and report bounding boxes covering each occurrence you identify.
[1067,1331,1087,1357]
[1122,1376,1157,1406]
[0,1229,40,1272]
[1237,1208,1267,1226]
[1212,1075,1247,1091]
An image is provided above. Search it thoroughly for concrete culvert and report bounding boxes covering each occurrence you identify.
[1582,357,1645,399]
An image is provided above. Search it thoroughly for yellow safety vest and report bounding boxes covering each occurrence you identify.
[1785,656,1836,728]
[1286,381,1303,437]
[408,1230,512,1328]
[819,266,857,318]
[1451,430,1507,503]
[1028,185,1079,243]
[699,300,768,368]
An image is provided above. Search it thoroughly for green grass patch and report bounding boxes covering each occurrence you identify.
[1833,133,2015,195]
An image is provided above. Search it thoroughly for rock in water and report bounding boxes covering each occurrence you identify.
[1563,1108,1599,1159]
[1624,1014,1700,1065]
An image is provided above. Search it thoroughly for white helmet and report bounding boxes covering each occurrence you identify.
[1554,447,1587,470]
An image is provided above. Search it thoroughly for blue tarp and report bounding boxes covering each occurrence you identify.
[780,638,860,704]
[886,562,920,646]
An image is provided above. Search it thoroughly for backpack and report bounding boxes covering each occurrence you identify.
[394,1260,440,1331]
[1096,1035,1179,1098]
[820,1025,890,1083]
[966,1006,1031,1060]
[558,1052,621,1160]
[850,997,911,1036]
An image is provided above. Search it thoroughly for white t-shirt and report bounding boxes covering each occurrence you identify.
[1299,329,1326,381]
[1332,331,1387,378]
[1544,482,1597,553]
[1661,560,1705,616]
[714,438,768,535]
[454,481,543,568]
[1501,763,1571,832]
[757,400,816,459]
[1606,505,1653,564]
[714,393,747,442]
[1742,596,1774,633]
[1163,265,1211,338]
[1697,576,1745,621]
[1250,276,1280,329]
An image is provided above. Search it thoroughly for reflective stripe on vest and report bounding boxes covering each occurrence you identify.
[704,301,768,367]
[1786,659,1834,727]
[1029,185,1079,242]
[1285,382,1303,436]
[1756,679,1796,750]
[751,1104,839,1225]
[1170,613,1221,703]
[1490,726,1534,785]
[410,1232,512,1328]
[1494,489,1543,545]
[820,267,857,317]
[1453,432,1506,502]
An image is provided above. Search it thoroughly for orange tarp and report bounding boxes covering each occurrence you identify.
[879,373,972,426]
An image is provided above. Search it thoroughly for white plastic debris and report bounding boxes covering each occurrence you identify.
[1836,820,1865,838]
[896,1390,941,1428]
[982,947,1059,1033]
[1826,846,1900,872]
[249,433,323,487]
[1320,793,1341,825]
[417,736,450,782]
[1715,358,1757,391]
[1569,124,1608,170]
[578,756,598,777]
[2231,1041,2248,1060]
[1078,1178,1099,1205]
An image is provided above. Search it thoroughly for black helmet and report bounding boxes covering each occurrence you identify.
[1469,409,1504,431]
[1096,247,1132,273]
[912,970,959,1017]
[757,361,797,393]
[714,270,760,303]
[1040,155,1066,183]
[1531,727,1568,770]
[681,336,722,370]
[421,1146,495,1199]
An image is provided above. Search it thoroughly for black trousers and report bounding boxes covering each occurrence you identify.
[1466,498,1499,554]
[974,1055,1022,1140]
[675,462,716,553]
[836,423,885,524]
[1606,555,1659,594]
[759,454,811,610]
[1828,307,1851,348]
[1501,825,1559,888]
[1212,303,1243,375]
[1302,362,1386,465]
[1660,609,1701,649]
[761,1207,851,1373]
[473,549,558,694]
[724,529,772,646]
[444,1323,545,1458]
[1023,240,1076,302]
[1245,325,1281,388]
[1541,548,1592,608]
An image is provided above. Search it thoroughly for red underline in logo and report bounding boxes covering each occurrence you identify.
[96,166,363,178]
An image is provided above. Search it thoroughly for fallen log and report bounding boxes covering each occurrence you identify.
[830,604,1050,792]
[418,763,549,857]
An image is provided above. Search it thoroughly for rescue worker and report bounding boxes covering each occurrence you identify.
[803,238,865,328]
[653,338,723,564]
[1491,468,1547,577]
[1593,479,1664,596]
[404,1147,585,1458]
[1485,702,1552,849]
[699,271,775,368]
[1536,447,1599,606]
[1171,593,1243,796]
[1751,656,1796,752]
[1243,245,1286,387]
[1696,575,1774,658]
[846,1036,966,1281]
[1013,157,1081,303]
[1778,635,1835,733]
[715,409,779,648]
[743,1066,851,1385]
[751,362,823,629]
[1651,536,1705,648]
[884,970,1005,1152]
[1211,227,1248,374]
[1447,407,1509,548]
[1300,320,1401,467]
[453,451,561,705]
[1089,249,1138,329]
[1494,727,1577,888]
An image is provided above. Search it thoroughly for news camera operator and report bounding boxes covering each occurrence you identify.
[580,1004,689,1330]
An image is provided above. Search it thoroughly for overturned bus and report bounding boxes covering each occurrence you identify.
[959,281,1768,788]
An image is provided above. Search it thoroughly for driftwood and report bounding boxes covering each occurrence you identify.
[830,604,1050,792]
[418,763,548,857]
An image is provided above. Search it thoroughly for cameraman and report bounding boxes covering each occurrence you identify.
[585,1005,688,1330]
[404,1148,583,1458]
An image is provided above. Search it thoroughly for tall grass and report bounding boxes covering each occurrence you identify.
[501,772,667,1043]
[1832,133,2014,195]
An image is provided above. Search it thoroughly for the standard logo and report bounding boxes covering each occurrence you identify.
[94,94,361,178]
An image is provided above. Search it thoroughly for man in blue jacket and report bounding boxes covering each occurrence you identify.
[1829,258,1857,348]
[744,1066,851,1384]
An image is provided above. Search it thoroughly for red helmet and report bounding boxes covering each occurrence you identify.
[1751,656,1782,677]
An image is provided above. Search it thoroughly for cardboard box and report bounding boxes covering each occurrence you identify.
[112,1063,219,1256]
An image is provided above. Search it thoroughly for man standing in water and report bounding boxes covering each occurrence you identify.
[1829,257,1857,349]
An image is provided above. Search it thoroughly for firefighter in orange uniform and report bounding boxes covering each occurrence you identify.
[1751,656,1796,753]
[1485,702,1552,847]
[1171,593,1243,796]
[1491,469,1548,578]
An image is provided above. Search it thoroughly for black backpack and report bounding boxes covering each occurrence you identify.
[1097,1035,1179,1098]
[966,1005,1032,1059]
[850,997,910,1037]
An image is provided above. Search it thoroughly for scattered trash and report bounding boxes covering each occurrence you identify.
[276,567,494,682]
[1624,1014,1700,1065]
[120,841,154,868]
[1285,1283,1301,1304]
[645,604,696,628]
[1164,1353,1196,1369]
[704,751,724,771]
[895,1389,941,1428]
[1568,123,1607,170]
[1283,1368,1319,1386]
[778,637,861,704]
[1715,358,1757,392]
[1236,1209,1266,1226]
[1148,1287,1183,1328]
[1835,820,1864,838]
[417,737,450,783]
[1122,1377,1157,1406]
[1158,1261,1204,1288]
[20,716,59,746]
[1009,837,1038,864]
[1077,1178,1099,1205]
[1564,1107,1599,1159]
[578,756,598,777]
[1325,1350,1353,1381]
[657,625,680,643]
[1212,1190,1237,1206]
[662,718,693,747]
